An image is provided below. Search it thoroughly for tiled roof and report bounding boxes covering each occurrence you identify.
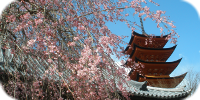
[128,83,190,99]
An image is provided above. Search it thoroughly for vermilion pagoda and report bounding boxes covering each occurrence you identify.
[124,31,187,88]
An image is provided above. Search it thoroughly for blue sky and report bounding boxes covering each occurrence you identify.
[106,0,200,77]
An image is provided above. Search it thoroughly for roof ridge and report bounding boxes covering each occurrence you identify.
[147,85,186,92]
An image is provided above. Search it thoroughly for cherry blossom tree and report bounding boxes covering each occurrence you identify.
[0,0,178,99]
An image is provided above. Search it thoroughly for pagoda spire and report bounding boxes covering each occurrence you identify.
[140,16,147,35]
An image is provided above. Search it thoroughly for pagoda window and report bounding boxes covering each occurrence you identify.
[155,55,159,61]
[160,69,164,75]
[148,69,152,72]
[146,55,149,60]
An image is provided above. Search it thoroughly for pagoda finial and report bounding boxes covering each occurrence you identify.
[140,17,147,35]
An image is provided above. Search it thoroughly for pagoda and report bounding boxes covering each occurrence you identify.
[124,31,187,88]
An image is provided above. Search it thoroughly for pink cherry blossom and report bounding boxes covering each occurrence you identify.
[37,12,44,18]
[48,58,53,63]
[73,37,79,41]
[77,25,85,30]
[67,42,76,46]
[27,39,36,47]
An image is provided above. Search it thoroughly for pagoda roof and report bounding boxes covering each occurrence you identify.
[135,57,182,76]
[138,72,187,88]
[125,44,177,67]
[124,31,169,55]
[128,58,182,81]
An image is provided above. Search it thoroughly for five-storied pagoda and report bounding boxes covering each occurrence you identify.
[124,31,187,88]
[121,31,192,100]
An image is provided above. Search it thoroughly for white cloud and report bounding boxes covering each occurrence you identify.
[179,54,187,60]
[183,0,200,18]
[179,54,183,58]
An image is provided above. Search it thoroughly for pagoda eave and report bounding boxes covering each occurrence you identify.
[124,31,169,55]
[125,44,177,67]
[138,72,187,88]
[135,57,182,76]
